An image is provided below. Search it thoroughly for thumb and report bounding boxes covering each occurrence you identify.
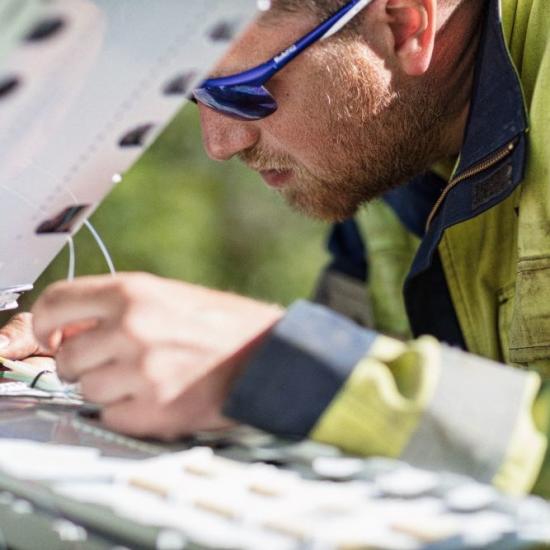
[0,313,56,360]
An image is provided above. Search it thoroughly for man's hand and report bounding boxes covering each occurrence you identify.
[31,273,284,440]
[0,312,57,371]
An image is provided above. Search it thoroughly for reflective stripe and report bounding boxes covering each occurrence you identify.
[401,344,533,483]
[492,373,547,494]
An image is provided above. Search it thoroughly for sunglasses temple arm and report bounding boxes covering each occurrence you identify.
[272,0,374,71]
[202,0,374,89]
[321,0,374,39]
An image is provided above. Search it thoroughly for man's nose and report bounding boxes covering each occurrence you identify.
[198,104,260,161]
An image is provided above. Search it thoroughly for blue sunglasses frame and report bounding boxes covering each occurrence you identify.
[193,0,374,121]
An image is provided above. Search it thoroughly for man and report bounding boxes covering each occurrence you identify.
[1,0,549,497]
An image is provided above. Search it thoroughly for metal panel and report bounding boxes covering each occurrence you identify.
[0,0,258,306]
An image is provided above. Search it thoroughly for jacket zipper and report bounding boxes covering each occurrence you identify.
[425,139,518,231]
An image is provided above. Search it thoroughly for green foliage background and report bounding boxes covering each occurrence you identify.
[18,106,328,311]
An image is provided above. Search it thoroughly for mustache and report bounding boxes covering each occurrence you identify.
[238,146,294,172]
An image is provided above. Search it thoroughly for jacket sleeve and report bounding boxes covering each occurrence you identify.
[224,300,549,498]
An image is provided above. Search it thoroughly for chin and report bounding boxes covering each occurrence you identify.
[286,196,360,223]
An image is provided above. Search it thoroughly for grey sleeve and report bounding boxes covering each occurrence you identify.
[223,300,378,439]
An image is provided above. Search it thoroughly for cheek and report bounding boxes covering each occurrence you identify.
[262,85,342,167]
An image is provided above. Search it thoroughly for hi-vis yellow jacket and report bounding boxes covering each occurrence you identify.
[225,0,550,498]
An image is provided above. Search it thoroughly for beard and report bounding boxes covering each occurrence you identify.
[239,41,450,222]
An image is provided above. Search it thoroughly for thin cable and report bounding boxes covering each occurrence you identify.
[67,235,75,282]
[84,220,116,276]
[64,188,116,276]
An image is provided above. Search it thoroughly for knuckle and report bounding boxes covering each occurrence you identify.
[150,385,171,409]
[108,279,134,307]
[135,354,152,376]
[10,312,33,326]
[118,314,147,346]
[109,279,150,323]
[38,282,64,307]
[112,272,154,301]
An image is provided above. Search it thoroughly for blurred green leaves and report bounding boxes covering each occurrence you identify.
[22,105,328,308]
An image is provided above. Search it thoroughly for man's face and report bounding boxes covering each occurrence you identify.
[198,12,445,222]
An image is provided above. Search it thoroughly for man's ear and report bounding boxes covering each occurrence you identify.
[385,0,436,76]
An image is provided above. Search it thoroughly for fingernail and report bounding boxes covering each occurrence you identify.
[0,335,9,349]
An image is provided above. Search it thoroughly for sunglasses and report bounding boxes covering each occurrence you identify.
[192,0,373,121]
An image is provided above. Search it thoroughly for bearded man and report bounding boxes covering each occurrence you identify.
[1,0,549,497]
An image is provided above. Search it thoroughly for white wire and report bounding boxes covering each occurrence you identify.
[84,220,117,276]
[63,188,116,276]
[66,235,76,282]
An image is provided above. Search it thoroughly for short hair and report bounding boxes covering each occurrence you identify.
[266,1,363,33]
[271,0,458,19]
[271,0,348,18]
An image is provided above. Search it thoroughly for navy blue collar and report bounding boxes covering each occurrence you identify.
[399,0,530,346]
[453,0,528,180]
[408,0,528,278]
[327,0,529,303]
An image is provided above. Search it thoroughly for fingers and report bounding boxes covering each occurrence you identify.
[80,362,145,405]
[27,274,268,440]
[32,275,130,347]
[55,323,140,382]
[0,313,53,360]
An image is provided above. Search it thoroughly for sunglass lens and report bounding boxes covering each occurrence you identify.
[193,85,277,121]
